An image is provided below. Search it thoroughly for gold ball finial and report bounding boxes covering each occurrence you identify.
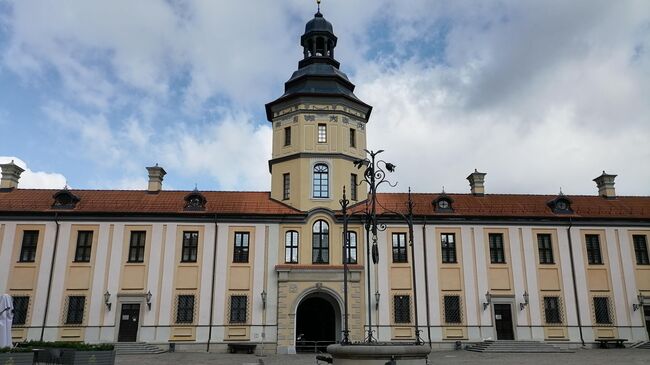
[317,0,321,12]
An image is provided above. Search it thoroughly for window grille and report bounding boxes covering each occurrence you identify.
[593,296,613,325]
[283,173,290,200]
[350,174,358,201]
[349,128,356,148]
[537,234,554,264]
[633,235,649,265]
[585,234,602,265]
[230,295,248,324]
[312,164,329,198]
[285,231,299,263]
[312,220,329,264]
[488,233,505,264]
[233,232,250,263]
[19,230,38,262]
[65,296,85,325]
[393,295,411,323]
[128,231,146,263]
[284,126,291,146]
[181,231,199,263]
[441,233,457,263]
[176,295,195,324]
[318,124,327,143]
[12,296,29,326]
[543,296,563,324]
[392,233,408,263]
[443,295,462,324]
[345,231,357,264]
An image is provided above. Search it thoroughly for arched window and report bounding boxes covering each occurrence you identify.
[345,231,357,264]
[285,231,299,264]
[312,220,329,264]
[313,164,329,198]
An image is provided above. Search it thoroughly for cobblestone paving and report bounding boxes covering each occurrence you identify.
[115,349,650,365]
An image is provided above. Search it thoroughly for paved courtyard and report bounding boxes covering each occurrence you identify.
[115,349,649,365]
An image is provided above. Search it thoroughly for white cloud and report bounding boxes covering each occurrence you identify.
[0,156,67,189]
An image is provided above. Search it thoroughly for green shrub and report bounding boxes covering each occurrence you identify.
[0,346,34,353]
[15,341,114,351]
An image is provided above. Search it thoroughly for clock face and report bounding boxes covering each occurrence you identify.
[556,201,567,210]
[438,200,450,209]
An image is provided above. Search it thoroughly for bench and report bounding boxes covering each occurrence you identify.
[596,338,627,348]
[227,343,257,354]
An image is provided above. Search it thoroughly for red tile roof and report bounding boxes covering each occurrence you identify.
[0,189,649,220]
[0,189,301,215]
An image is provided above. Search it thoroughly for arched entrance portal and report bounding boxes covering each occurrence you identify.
[295,293,340,352]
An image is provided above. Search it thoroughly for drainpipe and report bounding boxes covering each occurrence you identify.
[421,218,433,348]
[566,218,585,347]
[40,212,60,341]
[207,215,218,352]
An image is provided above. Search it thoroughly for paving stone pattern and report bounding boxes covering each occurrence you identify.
[115,349,650,365]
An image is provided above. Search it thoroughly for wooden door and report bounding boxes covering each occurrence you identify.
[118,303,140,342]
[494,303,514,340]
[644,305,650,339]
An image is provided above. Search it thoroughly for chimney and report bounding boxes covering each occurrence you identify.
[593,171,617,199]
[1,160,25,190]
[467,169,486,196]
[146,164,166,193]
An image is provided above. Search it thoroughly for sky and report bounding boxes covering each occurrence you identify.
[0,0,648,196]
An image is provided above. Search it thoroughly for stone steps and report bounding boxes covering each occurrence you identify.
[635,341,650,349]
[467,340,573,353]
[113,342,166,355]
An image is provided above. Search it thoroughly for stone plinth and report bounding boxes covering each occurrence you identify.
[327,343,431,365]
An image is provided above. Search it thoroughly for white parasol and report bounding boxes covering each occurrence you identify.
[0,294,13,348]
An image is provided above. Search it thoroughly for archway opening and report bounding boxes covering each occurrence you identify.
[295,295,338,352]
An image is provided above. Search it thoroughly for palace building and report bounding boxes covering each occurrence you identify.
[0,8,649,354]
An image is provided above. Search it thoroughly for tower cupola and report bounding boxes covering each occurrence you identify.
[300,9,338,68]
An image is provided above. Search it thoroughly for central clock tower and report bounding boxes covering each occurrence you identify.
[266,9,372,211]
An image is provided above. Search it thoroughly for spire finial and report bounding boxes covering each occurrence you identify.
[317,0,321,12]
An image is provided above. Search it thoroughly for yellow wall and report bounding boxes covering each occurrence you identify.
[436,227,467,340]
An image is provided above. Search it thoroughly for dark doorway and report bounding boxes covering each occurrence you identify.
[643,305,650,340]
[295,296,337,352]
[118,303,140,342]
[494,303,514,340]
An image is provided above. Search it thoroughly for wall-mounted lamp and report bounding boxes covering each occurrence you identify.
[375,291,380,310]
[633,293,645,311]
[104,291,112,311]
[145,290,152,311]
[519,291,529,311]
[261,290,267,309]
[482,291,492,311]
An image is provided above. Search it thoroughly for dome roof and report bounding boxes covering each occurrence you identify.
[305,12,333,34]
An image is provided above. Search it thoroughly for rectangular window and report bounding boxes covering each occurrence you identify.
[441,233,457,263]
[12,296,29,326]
[394,295,411,323]
[128,231,146,263]
[233,232,250,263]
[444,295,462,324]
[349,128,356,148]
[488,233,505,264]
[318,124,327,143]
[74,231,93,262]
[176,295,195,324]
[19,230,38,262]
[181,231,199,263]
[593,297,612,324]
[230,295,247,324]
[350,174,358,201]
[392,233,408,263]
[585,234,603,265]
[285,231,299,264]
[544,297,562,324]
[283,173,290,200]
[633,235,649,265]
[345,232,357,264]
[284,126,291,146]
[537,234,554,264]
[65,296,85,325]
